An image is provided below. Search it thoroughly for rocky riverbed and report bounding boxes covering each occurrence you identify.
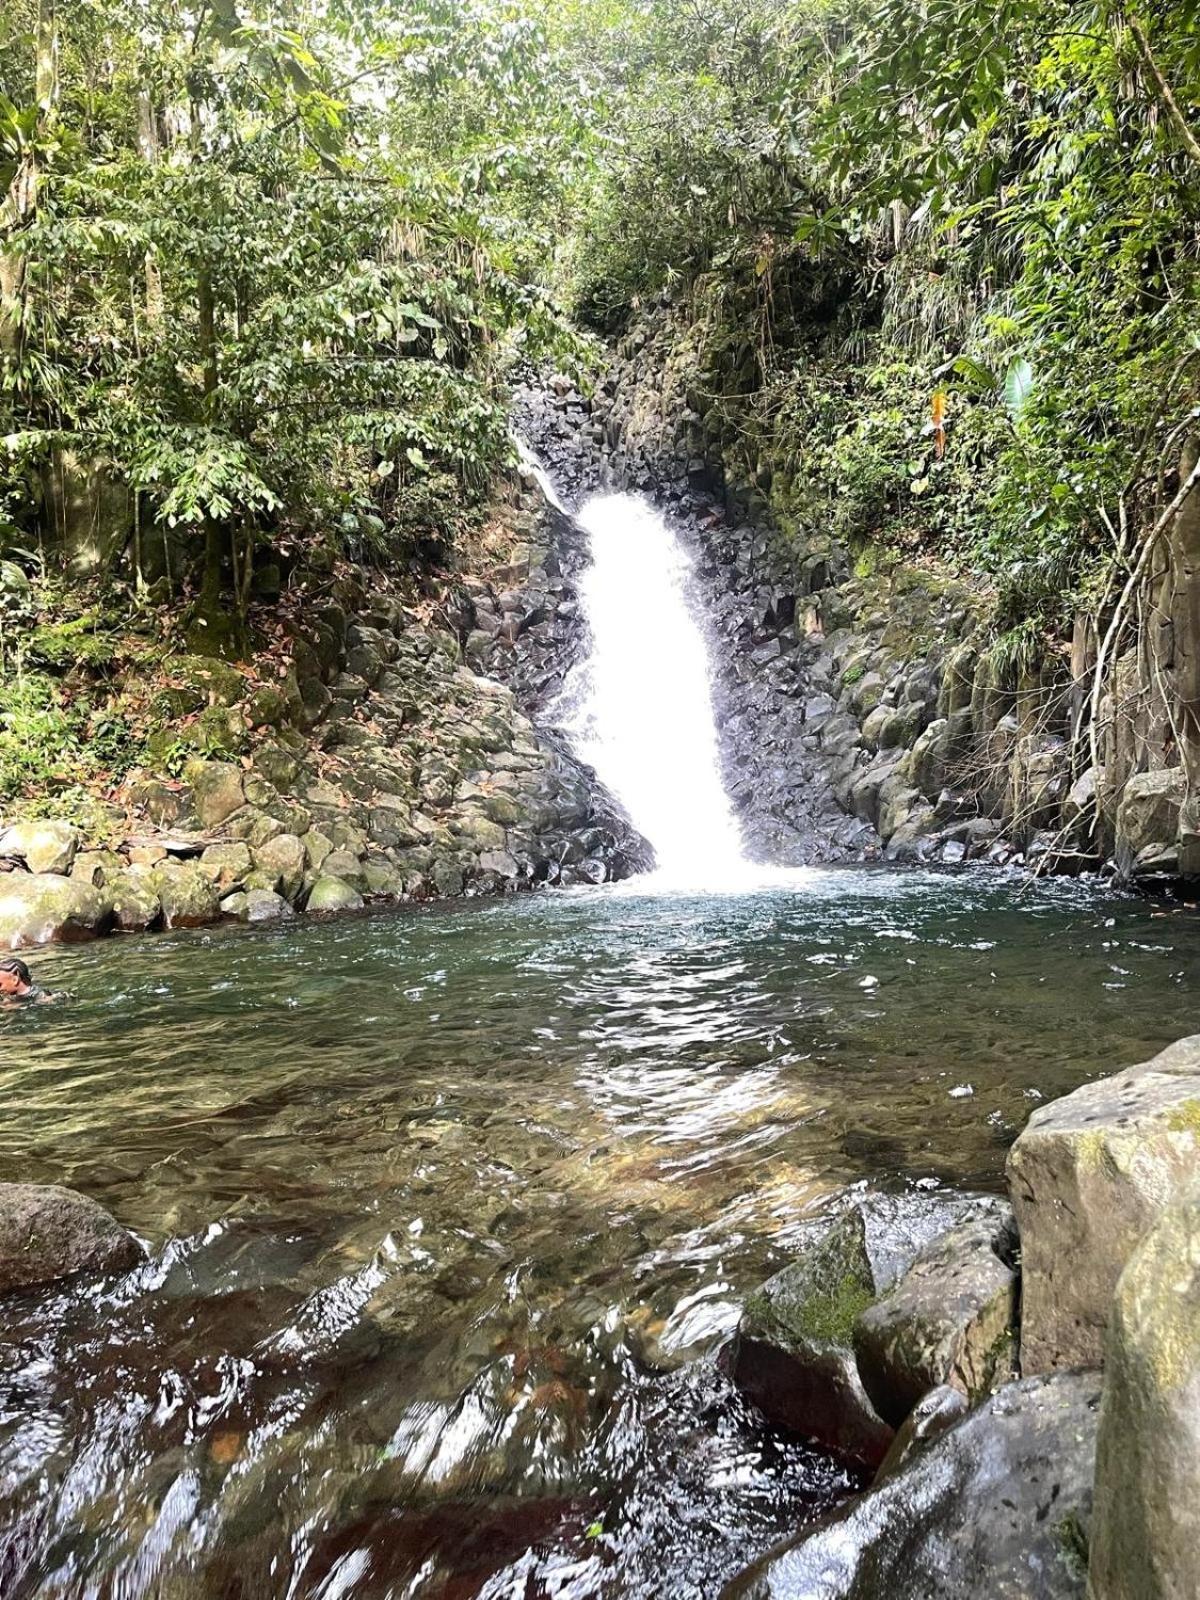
[4,1018,1198,1598]
[0,551,650,950]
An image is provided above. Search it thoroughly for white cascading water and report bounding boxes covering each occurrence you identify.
[555,491,750,884]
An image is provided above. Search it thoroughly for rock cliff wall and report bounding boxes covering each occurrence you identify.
[0,525,651,949]
[513,314,1199,881]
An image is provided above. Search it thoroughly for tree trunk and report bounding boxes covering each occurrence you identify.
[1,1,57,376]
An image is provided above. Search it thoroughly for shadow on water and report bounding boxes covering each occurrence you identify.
[0,866,1198,1597]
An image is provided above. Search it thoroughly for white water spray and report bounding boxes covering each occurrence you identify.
[513,436,568,514]
[556,492,750,884]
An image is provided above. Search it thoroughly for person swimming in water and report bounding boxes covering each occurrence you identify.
[0,957,48,1003]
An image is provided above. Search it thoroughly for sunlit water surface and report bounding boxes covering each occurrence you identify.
[1,869,1198,1599]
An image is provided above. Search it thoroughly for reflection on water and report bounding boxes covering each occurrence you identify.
[0,868,1197,1597]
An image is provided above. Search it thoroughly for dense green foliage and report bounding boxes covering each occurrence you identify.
[0,0,587,635]
[1,0,1198,807]
[569,0,1200,626]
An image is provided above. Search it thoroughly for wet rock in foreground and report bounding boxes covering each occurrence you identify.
[0,1182,145,1296]
[1089,1197,1200,1600]
[1007,1033,1200,1373]
[723,1210,894,1469]
[853,1200,1018,1426]
[725,1372,1099,1600]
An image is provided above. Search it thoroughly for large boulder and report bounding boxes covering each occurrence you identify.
[199,840,253,888]
[0,1183,145,1296]
[0,820,80,875]
[148,861,222,928]
[251,832,306,900]
[305,875,364,913]
[854,1202,1019,1426]
[727,1373,1099,1600]
[1088,1199,1200,1600]
[0,872,110,948]
[1007,1035,1200,1373]
[724,1210,894,1469]
[1115,769,1185,877]
[190,761,246,828]
[107,872,162,932]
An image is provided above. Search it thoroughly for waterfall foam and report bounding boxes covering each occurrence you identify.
[555,491,750,885]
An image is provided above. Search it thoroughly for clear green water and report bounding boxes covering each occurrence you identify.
[0,867,1197,1598]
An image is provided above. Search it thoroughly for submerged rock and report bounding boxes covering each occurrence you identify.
[854,1202,1018,1426]
[0,1183,145,1296]
[1007,1034,1200,1373]
[724,1210,894,1468]
[727,1373,1099,1600]
[1089,1198,1200,1600]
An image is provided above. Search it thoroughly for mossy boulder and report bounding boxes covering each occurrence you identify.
[71,849,125,887]
[251,832,306,900]
[158,654,245,715]
[305,875,364,913]
[320,848,366,889]
[725,1209,894,1468]
[301,828,335,871]
[0,872,111,948]
[124,776,187,827]
[147,862,222,928]
[189,761,246,828]
[1089,1198,1200,1600]
[0,1183,145,1296]
[1007,1034,1200,1374]
[108,872,161,932]
[198,840,253,888]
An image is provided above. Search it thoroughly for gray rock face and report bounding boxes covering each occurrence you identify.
[0,1183,145,1296]
[725,1210,894,1469]
[870,1383,968,1485]
[223,888,293,923]
[1089,1199,1200,1600]
[1115,769,1185,876]
[854,1202,1018,1426]
[1007,1034,1200,1373]
[727,1373,1099,1600]
[0,820,80,875]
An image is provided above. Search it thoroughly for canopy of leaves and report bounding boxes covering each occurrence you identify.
[566,0,1200,624]
[0,0,592,612]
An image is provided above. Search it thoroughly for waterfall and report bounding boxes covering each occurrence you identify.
[513,437,568,514]
[555,491,749,884]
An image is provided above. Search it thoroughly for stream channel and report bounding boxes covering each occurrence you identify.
[2,486,1200,1599]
